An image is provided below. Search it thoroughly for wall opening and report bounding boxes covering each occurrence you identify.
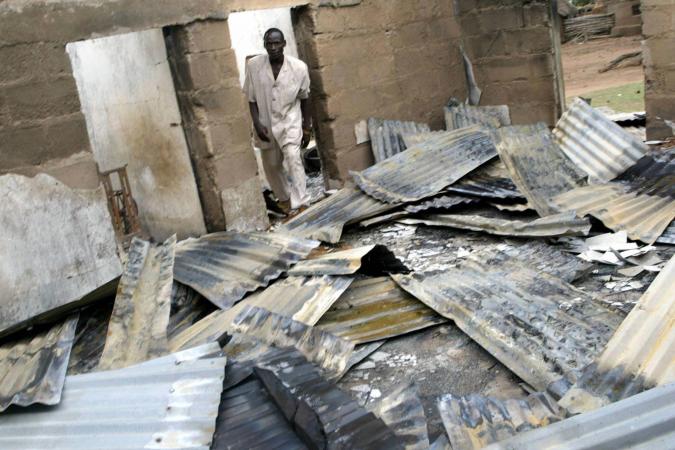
[67,29,207,241]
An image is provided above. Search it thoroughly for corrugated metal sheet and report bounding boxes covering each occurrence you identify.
[169,276,353,351]
[392,256,623,396]
[553,98,648,182]
[495,123,587,216]
[445,104,511,130]
[98,236,175,370]
[0,315,78,412]
[280,186,395,243]
[438,392,563,450]
[401,130,450,148]
[352,126,497,204]
[657,221,675,244]
[398,211,591,238]
[485,383,675,450]
[369,383,429,450]
[559,255,675,414]
[316,277,446,344]
[616,151,675,198]
[553,183,675,244]
[173,231,319,309]
[288,245,408,276]
[368,118,430,163]
[212,377,306,450]
[0,350,226,450]
[405,194,478,213]
[255,348,404,449]
[445,160,524,200]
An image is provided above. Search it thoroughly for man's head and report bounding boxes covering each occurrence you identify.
[264,28,286,62]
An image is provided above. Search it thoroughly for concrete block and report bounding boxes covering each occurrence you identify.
[3,76,81,123]
[221,175,269,232]
[0,124,50,169]
[179,19,231,54]
[335,142,373,178]
[209,118,253,154]
[642,7,675,37]
[44,113,92,158]
[477,53,554,83]
[191,84,249,120]
[212,149,259,189]
[182,49,240,90]
[0,43,72,83]
[510,102,557,126]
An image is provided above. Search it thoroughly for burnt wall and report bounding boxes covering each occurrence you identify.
[294,1,467,188]
[642,0,675,140]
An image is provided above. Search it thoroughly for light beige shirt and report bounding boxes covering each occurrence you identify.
[244,54,310,148]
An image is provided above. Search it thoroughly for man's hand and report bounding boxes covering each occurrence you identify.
[255,123,271,142]
[301,127,311,149]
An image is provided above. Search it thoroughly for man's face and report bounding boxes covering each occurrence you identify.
[264,32,285,60]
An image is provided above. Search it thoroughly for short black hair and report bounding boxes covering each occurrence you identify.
[264,28,285,42]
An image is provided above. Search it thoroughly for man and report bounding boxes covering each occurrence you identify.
[244,28,312,214]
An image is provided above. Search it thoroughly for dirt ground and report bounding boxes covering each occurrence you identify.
[562,35,644,98]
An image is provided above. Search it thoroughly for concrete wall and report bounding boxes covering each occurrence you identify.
[455,0,563,126]
[294,1,467,188]
[642,0,675,140]
[67,29,206,241]
[608,0,642,36]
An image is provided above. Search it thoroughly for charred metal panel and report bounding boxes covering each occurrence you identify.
[392,257,623,395]
[98,236,175,370]
[553,98,647,182]
[352,126,497,204]
[445,104,511,130]
[0,315,78,412]
[494,123,587,216]
[445,160,524,200]
[369,383,430,450]
[559,255,675,414]
[173,231,319,309]
[288,245,408,276]
[368,118,430,163]
[438,393,563,450]
[317,277,446,344]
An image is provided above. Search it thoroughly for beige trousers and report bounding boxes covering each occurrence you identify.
[260,139,310,210]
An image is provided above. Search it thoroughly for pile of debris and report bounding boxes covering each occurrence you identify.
[0,98,674,449]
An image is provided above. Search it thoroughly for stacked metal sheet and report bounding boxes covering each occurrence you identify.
[563,13,615,41]
[287,245,408,276]
[368,118,430,163]
[173,231,319,309]
[444,104,511,130]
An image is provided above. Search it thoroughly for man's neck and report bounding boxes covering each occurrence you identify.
[269,55,284,66]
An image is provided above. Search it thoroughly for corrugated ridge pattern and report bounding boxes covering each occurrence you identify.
[553,98,647,182]
[368,118,430,163]
[370,383,430,450]
[444,104,512,130]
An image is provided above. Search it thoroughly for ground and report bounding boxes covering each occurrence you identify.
[562,35,644,111]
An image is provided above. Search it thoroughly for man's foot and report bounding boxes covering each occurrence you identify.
[278,200,292,215]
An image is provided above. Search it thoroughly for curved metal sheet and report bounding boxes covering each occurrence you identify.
[445,104,511,130]
[368,118,430,163]
[369,383,429,450]
[287,245,408,276]
[351,126,497,204]
[553,98,647,182]
[173,231,319,309]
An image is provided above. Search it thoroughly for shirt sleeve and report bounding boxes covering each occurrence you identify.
[298,62,310,100]
[243,59,256,103]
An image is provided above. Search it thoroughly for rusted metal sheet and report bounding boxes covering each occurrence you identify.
[559,255,675,414]
[398,211,591,238]
[173,231,319,309]
[169,276,353,351]
[288,245,407,276]
[553,98,647,182]
[316,277,446,344]
[98,236,175,370]
[212,377,306,450]
[392,256,623,396]
[352,126,497,204]
[494,123,587,216]
[486,383,675,450]
[369,383,429,450]
[445,104,511,130]
[0,349,226,450]
[368,118,430,163]
[280,186,395,243]
[255,348,404,449]
[438,392,563,450]
[553,183,675,244]
[0,315,78,412]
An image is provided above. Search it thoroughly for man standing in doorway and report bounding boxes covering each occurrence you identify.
[244,28,312,214]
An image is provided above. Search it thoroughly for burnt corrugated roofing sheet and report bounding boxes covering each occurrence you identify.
[399,211,591,238]
[173,231,319,309]
[287,245,408,276]
[616,150,675,198]
[352,126,497,204]
[446,160,525,200]
[559,255,675,414]
[438,392,563,450]
[485,383,675,450]
[368,118,430,163]
[392,255,623,396]
[0,349,226,450]
[98,236,175,370]
[405,194,478,213]
[553,98,648,182]
[369,383,430,450]
[553,183,675,244]
[494,123,587,216]
[657,221,675,244]
[0,315,78,412]
[280,186,395,243]
[316,277,446,344]
[444,104,511,130]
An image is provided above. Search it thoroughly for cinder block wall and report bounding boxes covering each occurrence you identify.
[165,20,268,232]
[294,1,467,188]
[642,0,675,140]
[607,0,642,36]
[455,0,563,126]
